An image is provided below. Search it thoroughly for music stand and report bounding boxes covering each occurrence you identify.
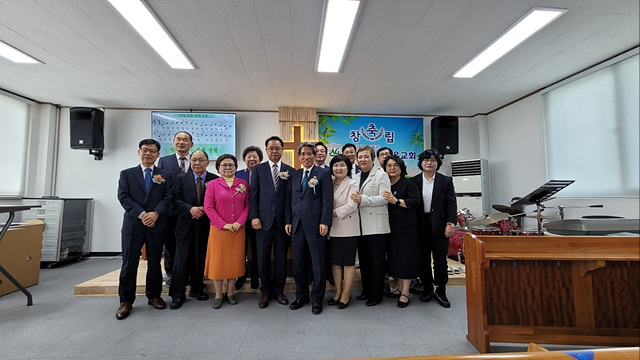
[512,180,575,235]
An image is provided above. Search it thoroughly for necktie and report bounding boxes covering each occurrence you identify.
[302,170,309,191]
[196,176,203,205]
[272,163,279,190]
[144,168,152,194]
[179,157,186,173]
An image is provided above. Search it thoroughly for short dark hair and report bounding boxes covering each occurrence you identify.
[342,143,356,153]
[190,150,209,160]
[377,147,392,157]
[297,141,317,155]
[384,155,407,177]
[174,131,193,142]
[215,154,238,171]
[242,146,263,162]
[329,154,352,177]
[265,136,284,148]
[357,145,376,159]
[417,149,443,171]
[139,139,161,151]
[315,142,328,152]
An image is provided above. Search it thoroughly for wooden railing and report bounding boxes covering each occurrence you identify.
[464,234,639,353]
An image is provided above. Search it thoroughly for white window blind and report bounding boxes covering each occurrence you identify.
[0,91,31,196]
[544,54,639,197]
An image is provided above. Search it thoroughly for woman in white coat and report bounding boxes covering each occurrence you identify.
[350,145,391,306]
[328,155,360,309]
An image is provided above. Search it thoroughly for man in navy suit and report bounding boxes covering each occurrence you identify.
[342,143,360,177]
[168,150,218,309]
[285,142,333,315]
[250,136,294,309]
[116,139,172,320]
[157,131,193,284]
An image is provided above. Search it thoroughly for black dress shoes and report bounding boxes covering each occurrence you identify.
[434,286,451,308]
[420,286,434,302]
[250,276,260,290]
[170,297,185,310]
[188,290,209,301]
[147,297,166,309]
[397,294,410,308]
[289,297,310,310]
[235,274,247,290]
[276,294,289,305]
[115,301,132,320]
[356,293,368,300]
[327,298,339,306]
[258,294,271,309]
[365,298,381,307]
[312,302,323,315]
[336,298,350,309]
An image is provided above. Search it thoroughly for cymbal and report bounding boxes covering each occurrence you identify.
[492,204,522,215]
[525,214,559,219]
[469,213,509,226]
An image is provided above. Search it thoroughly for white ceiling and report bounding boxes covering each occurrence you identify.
[0,0,638,116]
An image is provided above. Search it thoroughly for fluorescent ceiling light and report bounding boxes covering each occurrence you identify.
[317,0,360,73]
[453,7,566,78]
[0,41,41,64]
[107,0,194,70]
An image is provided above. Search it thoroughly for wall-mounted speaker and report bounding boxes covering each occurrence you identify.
[70,107,104,150]
[431,116,458,155]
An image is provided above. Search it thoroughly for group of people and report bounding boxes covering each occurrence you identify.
[115,131,457,320]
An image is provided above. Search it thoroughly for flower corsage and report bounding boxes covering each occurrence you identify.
[279,170,290,180]
[152,174,166,184]
[308,176,319,194]
[233,183,247,197]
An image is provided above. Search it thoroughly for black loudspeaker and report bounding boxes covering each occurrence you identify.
[70,107,104,150]
[431,116,458,154]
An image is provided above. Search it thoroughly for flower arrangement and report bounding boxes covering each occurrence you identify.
[233,183,247,197]
[152,174,166,184]
[308,176,319,194]
[279,170,290,180]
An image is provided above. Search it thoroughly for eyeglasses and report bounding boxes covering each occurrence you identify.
[386,163,400,168]
[140,148,158,154]
[219,164,236,168]
[266,147,283,152]
[423,158,438,163]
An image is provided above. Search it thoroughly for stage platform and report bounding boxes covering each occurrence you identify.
[74,258,465,296]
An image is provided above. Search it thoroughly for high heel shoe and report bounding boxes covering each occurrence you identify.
[397,294,410,308]
[337,298,350,309]
[328,298,339,306]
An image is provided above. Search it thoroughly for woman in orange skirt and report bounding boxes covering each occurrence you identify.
[204,154,249,309]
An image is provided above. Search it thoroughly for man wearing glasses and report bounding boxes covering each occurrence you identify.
[116,139,173,320]
[249,136,295,309]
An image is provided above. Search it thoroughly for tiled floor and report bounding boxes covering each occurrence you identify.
[0,256,550,360]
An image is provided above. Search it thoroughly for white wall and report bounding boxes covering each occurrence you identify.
[54,109,278,252]
[487,93,639,228]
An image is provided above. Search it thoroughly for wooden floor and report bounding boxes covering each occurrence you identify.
[73,258,465,296]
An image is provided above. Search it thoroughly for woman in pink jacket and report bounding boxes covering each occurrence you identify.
[204,154,249,309]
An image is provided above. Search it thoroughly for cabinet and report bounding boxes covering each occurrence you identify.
[21,198,93,263]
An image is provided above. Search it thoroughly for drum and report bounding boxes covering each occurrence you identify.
[448,228,468,257]
[517,228,543,236]
[470,226,500,235]
[456,208,475,227]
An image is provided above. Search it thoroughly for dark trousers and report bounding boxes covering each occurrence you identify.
[163,215,178,277]
[358,233,388,302]
[256,225,288,296]
[119,231,164,303]
[419,214,449,289]
[292,225,327,303]
[244,226,259,280]
[168,221,209,300]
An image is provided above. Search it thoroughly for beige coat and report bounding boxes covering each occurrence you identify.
[355,167,391,236]
[329,178,360,238]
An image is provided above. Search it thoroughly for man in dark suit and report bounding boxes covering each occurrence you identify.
[168,150,218,309]
[157,131,194,284]
[342,143,360,177]
[250,136,294,309]
[285,142,333,315]
[410,149,457,308]
[116,139,172,320]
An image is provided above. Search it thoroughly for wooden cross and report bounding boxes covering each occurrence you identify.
[283,125,305,169]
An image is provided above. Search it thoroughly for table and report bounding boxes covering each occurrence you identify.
[0,205,41,305]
